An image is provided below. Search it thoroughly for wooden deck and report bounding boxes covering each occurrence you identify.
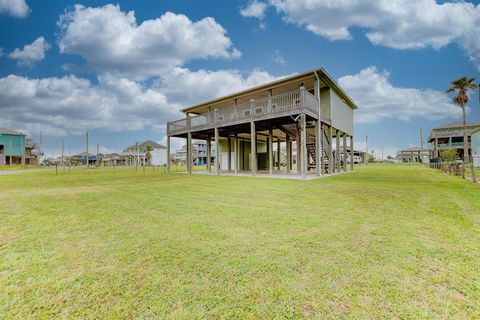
[167,89,321,137]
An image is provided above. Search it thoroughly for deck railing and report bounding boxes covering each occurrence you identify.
[168,89,319,135]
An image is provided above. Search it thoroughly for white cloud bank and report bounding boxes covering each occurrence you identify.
[58,4,241,79]
[338,67,462,124]
[247,0,480,69]
[0,0,29,18]
[9,37,50,66]
[0,69,277,137]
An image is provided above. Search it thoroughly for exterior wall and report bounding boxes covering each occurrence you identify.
[472,131,480,167]
[218,138,267,171]
[320,88,331,122]
[0,134,25,156]
[330,90,353,136]
[151,149,167,165]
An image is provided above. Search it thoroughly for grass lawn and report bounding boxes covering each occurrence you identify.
[1,164,479,318]
[0,165,42,171]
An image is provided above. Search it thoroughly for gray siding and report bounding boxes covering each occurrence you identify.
[330,90,353,136]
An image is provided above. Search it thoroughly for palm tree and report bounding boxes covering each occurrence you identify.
[145,145,153,166]
[446,76,478,181]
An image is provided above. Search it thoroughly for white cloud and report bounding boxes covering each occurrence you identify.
[0,0,29,18]
[240,0,268,19]
[8,37,50,66]
[269,49,285,65]
[0,68,276,137]
[158,67,278,107]
[338,66,462,124]
[58,4,241,79]
[262,0,480,70]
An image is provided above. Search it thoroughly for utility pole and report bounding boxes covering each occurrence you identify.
[9,130,12,166]
[365,135,368,165]
[39,130,43,166]
[61,140,64,171]
[86,131,89,167]
[68,144,71,171]
[96,143,99,167]
[420,128,424,164]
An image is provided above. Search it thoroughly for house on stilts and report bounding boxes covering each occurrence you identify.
[166,68,358,178]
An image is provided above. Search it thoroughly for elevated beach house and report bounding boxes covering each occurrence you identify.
[428,122,480,160]
[166,68,357,177]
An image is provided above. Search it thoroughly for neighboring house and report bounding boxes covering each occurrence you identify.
[98,153,122,166]
[174,141,216,165]
[0,128,38,165]
[428,122,480,160]
[472,128,480,167]
[397,147,432,163]
[123,140,167,166]
[72,152,97,166]
[166,67,357,177]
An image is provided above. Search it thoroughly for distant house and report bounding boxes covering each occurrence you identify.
[72,152,97,166]
[0,128,38,165]
[397,147,432,163]
[123,140,167,166]
[472,128,480,167]
[428,122,480,160]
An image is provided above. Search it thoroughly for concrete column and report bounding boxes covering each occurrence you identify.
[234,133,239,174]
[350,136,354,171]
[277,139,281,170]
[250,121,256,175]
[328,126,333,174]
[343,134,347,172]
[207,135,211,172]
[167,135,170,172]
[187,132,192,174]
[336,131,341,173]
[215,127,220,175]
[268,129,273,175]
[286,135,291,173]
[227,135,231,172]
[301,114,307,177]
[315,120,321,176]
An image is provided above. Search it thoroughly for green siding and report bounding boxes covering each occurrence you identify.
[0,134,25,156]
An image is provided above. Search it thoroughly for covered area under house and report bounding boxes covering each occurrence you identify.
[166,68,358,178]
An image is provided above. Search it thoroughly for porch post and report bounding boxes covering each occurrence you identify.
[320,124,325,175]
[343,133,347,172]
[167,135,170,172]
[187,132,192,174]
[296,126,301,174]
[315,120,320,176]
[301,113,307,177]
[350,135,354,171]
[251,121,256,175]
[328,126,333,174]
[336,130,341,173]
[234,132,238,173]
[269,129,273,175]
[286,135,291,173]
[207,135,211,172]
[215,127,220,175]
[277,139,281,170]
[227,135,231,172]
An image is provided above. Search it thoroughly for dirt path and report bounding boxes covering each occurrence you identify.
[0,169,51,176]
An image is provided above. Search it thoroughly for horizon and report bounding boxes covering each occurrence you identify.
[1,0,479,158]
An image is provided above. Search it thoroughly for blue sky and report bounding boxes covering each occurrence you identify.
[0,0,479,157]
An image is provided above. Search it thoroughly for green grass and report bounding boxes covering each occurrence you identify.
[0,165,42,171]
[1,164,479,319]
